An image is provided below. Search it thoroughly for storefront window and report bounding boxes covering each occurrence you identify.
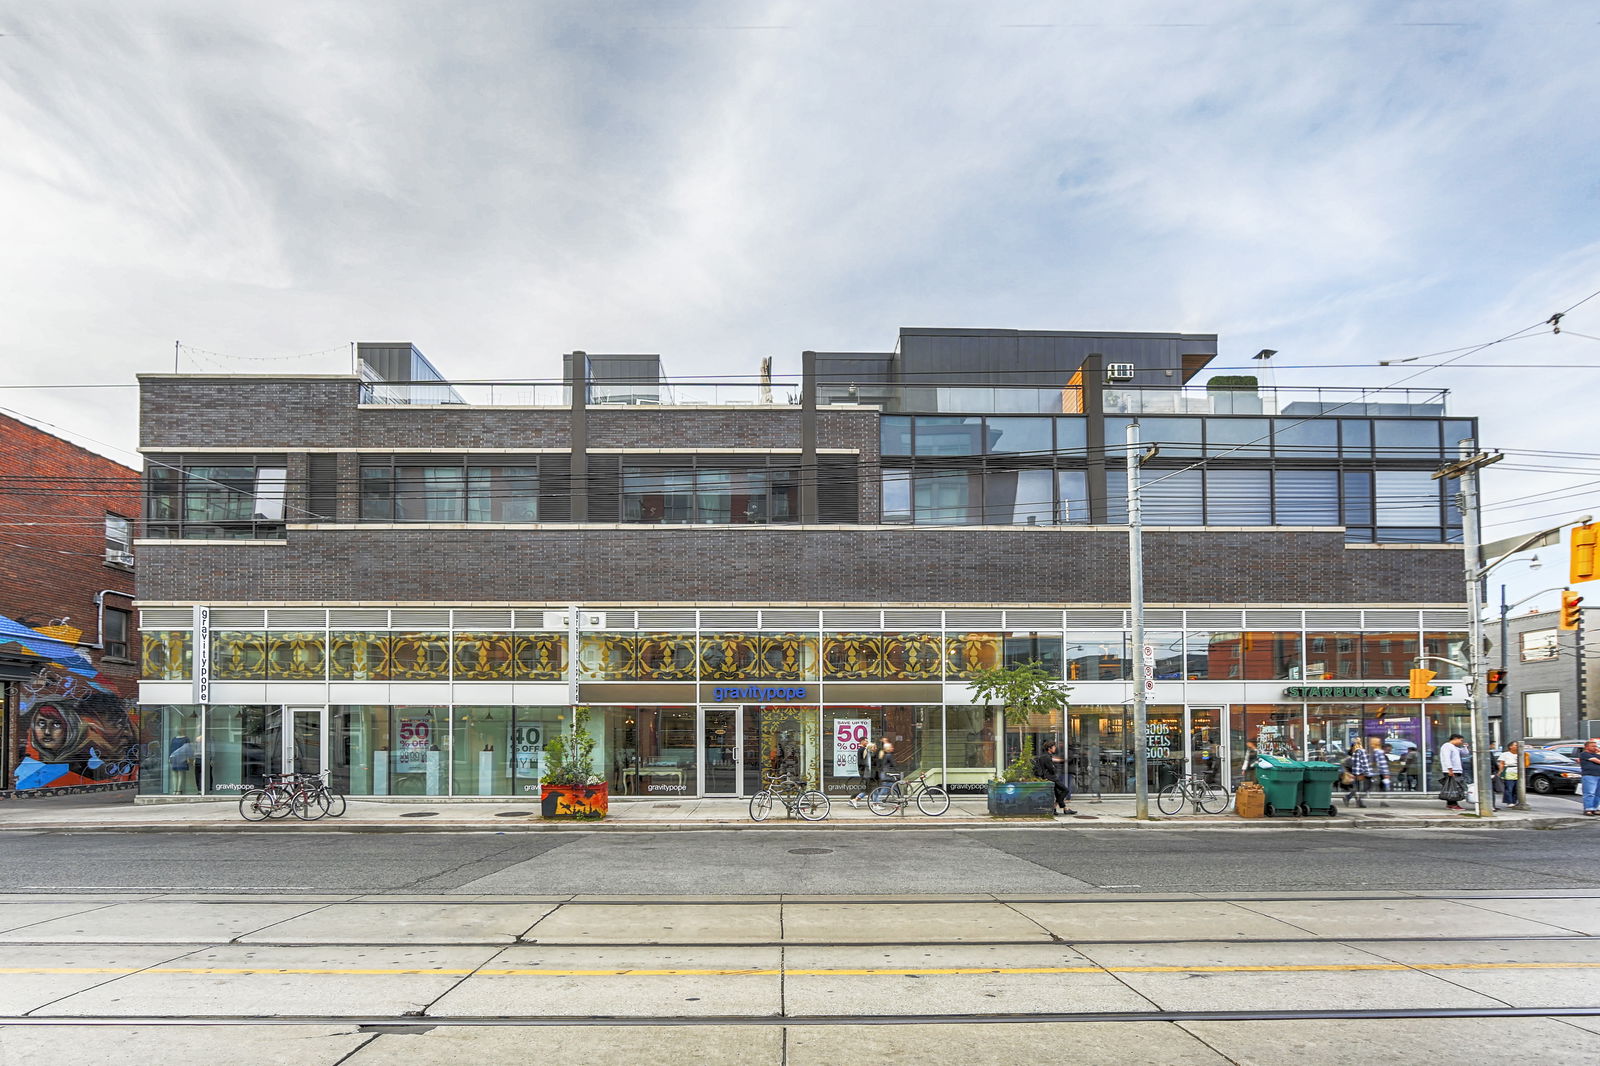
[1360,632,1419,680]
[1304,633,1360,680]
[211,631,266,680]
[1003,633,1063,675]
[1070,707,1130,793]
[943,706,996,791]
[331,706,386,795]
[450,707,562,797]
[1189,708,1223,786]
[388,633,451,681]
[330,632,391,681]
[1147,632,1187,680]
[387,706,447,795]
[453,633,515,681]
[266,631,326,681]
[945,632,1002,678]
[1239,632,1301,680]
[743,705,822,791]
[605,707,697,797]
[1140,707,1186,793]
[1230,705,1304,787]
[1063,632,1125,681]
[1423,633,1468,680]
[579,633,642,679]
[204,705,278,792]
[822,706,938,795]
[139,705,202,795]
[1196,631,1245,680]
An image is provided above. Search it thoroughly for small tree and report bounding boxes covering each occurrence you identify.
[967,660,1072,782]
[541,706,601,786]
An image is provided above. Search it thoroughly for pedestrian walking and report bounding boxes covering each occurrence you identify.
[1438,733,1467,810]
[848,740,879,809]
[1241,740,1261,785]
[1497,742,1522,807]
[1577,740,1600,816]
[1366,736,1392,806]
[1032,739,1076,816]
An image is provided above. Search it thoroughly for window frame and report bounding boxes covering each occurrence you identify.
[143,455,291,540]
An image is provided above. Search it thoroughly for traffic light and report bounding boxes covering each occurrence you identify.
[1486,668,1507,696]
[1407,668,1437,699]
[1068,662,1080,680]
[1560,589,1584,630]
[1573,523,1599,584]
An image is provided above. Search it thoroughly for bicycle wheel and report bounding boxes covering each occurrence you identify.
[915,785,950,816]
[291,788,324,821]
[1156,783,1186,815]
[324,791,347,817]
[1197,784,1230,814]
[265,787,295,819]
[866,785,899,816]
[239,789,273,822]
[749,790,774,822]
[796,791,831,821]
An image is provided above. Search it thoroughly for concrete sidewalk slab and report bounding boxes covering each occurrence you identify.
[0,900,324,943]
[38,943,500,1017]
[1010,900,1310,941]
[345,1024,784,1066]
[236,901,560,944]
[521,902,781,944]
[0,943,197,1014]
[783,942,1156,1016]
[1180,1017,1600,1066]
[0,1025,370,1065]
[0,901,121,935]
[779,902,1052,943]
[1071,939,1507,1012]
[1234,896,1579,938]
[1449,894,1600,935]
[428,944,782,1017]
[788,1022,1231,1066]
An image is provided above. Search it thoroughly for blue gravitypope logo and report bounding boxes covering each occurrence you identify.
[711,686,809,702]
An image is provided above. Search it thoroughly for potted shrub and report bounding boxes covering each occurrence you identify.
[540,707,607,819]
[968,660,1071,817]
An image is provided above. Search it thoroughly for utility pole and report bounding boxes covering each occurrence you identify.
[1128,420,1149,820]
[1436,440,1502,817]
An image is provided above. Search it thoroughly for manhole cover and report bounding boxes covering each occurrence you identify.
[1071,814,1099,820]
[399,812,439,818]
[788,847,833,855]
[495,811,533,817]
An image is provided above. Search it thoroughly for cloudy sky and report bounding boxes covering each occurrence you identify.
[2,0,1597,604]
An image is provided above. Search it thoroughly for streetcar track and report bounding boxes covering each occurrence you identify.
[4,1006,1599,1027]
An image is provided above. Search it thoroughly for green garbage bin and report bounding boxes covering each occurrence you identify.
[1300,761,1343,817]
[1254,755,1305,817]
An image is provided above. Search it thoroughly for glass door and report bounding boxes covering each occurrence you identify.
[1188,707,1224,787]
[286,707,327,777]
[701,707,740,795]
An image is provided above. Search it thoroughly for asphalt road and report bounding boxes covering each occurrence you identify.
[4,824,1597,894]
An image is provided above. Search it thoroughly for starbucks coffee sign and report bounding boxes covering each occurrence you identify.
[1282,684,1455,700]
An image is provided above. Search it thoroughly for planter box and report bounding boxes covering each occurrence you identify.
[541,783,608,819]
[986,780,1056,817]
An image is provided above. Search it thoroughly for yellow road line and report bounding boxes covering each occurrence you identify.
[2,962,1599,978]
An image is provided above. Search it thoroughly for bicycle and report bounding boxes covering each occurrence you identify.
[238,773,302,821]
[866,770,950,817]
[1156,773,1231,815]
[749,772,830,822]
[298,771,347,818]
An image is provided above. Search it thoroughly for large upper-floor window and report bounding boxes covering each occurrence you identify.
[146,455,288,539]
[620,459,799,524]
[104,513,133,566]
[359,457,538,522]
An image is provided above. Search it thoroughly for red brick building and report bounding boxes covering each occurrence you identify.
[0,411,141,794]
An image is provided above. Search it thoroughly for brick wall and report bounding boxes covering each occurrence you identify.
[135,527,1463,607]
[0,412,140,699]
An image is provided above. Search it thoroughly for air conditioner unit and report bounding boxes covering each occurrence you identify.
[1105,363,1136,383]
[105,549,134,566]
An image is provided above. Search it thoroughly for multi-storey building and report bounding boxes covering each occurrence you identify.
[1,412,141,795]
[133,329,1475,802]
[1500,605,1598,743]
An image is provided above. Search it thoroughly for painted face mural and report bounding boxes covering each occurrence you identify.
[13,670,139,790]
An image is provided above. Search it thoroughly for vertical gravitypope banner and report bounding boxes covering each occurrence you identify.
[192,606,211,705]
[832,718,870,777]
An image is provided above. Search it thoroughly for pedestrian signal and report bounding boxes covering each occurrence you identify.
[1486,668,1507,696]
[1407,668,1437,699]
[1573,523,1599,584]
[1560,589,1584,630]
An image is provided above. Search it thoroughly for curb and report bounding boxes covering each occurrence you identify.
[0,816,1588,834]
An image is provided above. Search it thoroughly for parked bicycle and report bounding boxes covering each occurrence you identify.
[866,770,950,816]
[749,772,830,822]
[239,771,346,822]
[1156,772,1231,815]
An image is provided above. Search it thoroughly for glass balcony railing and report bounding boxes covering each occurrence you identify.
[817,382,1447,416]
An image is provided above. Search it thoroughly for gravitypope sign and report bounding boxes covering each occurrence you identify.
[1281,684,1456,700]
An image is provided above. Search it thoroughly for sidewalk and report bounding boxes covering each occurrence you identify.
[0,790,1589,832]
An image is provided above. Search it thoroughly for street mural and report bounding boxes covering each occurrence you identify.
[12,666,140,790]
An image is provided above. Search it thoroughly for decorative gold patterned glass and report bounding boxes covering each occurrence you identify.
[512,633,567,680]
[329,632,391,681]
[881,632,943,680]
[945,632,1003,679]
[700,633,760,679]
[453,632,515,681]
[388,631,451,680]
[635,633,697,680]
[578,633,640,680]
[210,630,266,680]
[757,633,818,680]
[141,630,192,680]
[266,631,326,680]
[822,633,884,679]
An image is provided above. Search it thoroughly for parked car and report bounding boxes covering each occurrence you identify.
[1541,741,1589,761]
[1525,749,1583,794]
